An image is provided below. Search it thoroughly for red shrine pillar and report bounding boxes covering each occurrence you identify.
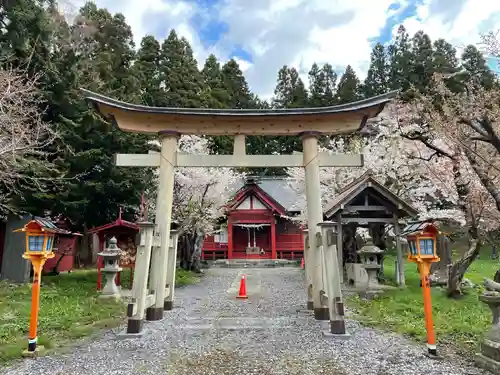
[227,218,233,260]
[271,217,276,260]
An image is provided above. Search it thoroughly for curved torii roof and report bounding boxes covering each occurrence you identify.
[81,88,398,136]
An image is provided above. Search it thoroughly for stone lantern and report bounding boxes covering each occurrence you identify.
[476,278,500,374]
[98,237,122,299]
[357,240,384,291]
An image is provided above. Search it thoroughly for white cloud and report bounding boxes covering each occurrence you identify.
[397,0,500,53]
[215,0,405,98]
[67,0,216,64]
[65,0,500,99]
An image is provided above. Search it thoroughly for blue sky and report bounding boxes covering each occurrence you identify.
[82,0,500,97]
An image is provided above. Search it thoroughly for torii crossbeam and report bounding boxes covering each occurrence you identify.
[82,88,397,334]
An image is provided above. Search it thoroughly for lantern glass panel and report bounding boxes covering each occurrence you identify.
[45,236,53,252]
[28,236,44,252]
[419,238,434,255]
[409,240,418,255]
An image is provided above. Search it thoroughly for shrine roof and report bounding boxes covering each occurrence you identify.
[88,217,139,234]
[15,216,82,236]
[81,88,398,136]
[324,171,418,219]
[400,220,441,236]
[229,177,300,212]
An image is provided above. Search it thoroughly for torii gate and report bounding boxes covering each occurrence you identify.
[82,88,396,333]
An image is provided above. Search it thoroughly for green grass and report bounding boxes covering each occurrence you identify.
[0,268,199,363]
[347,254,497,357]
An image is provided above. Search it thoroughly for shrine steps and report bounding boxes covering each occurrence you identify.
[208,259,300,268]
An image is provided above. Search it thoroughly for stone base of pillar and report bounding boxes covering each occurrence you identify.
[322,330,351,340]
[145,307,163,321]
[336,301,345,316]
[476,353,500,373]
[307,301,314,310]
[314,307,329,320]
[164,300,173,310]
[476,339,500,374]
[330,320,346,334]
[126,319,143,334]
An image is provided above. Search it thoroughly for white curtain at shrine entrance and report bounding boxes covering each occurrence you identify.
[234,223,271,247]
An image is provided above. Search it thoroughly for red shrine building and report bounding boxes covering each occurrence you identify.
[202,177,304,261]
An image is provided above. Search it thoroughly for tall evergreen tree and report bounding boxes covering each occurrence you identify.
[362,42,389,97]
[45,3,154,230]
[134,35,162,106]
[221,58,257,109]
[159,30,205,108]
[268,65,308,158]
[388,25,412,92]
[432,39,460,74]
[308,63,337,106]
[207,58,257,155]
[202,54,230,109]
[432,38,462,92]
[461,45,497,89]
[409,31,434,94]
[336,65,361,103]
[272,65,308,108]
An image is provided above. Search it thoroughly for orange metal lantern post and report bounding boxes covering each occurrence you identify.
[401,220,442,359]
[14,218,57,355]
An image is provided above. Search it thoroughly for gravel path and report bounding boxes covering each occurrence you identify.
[1,268,486,375]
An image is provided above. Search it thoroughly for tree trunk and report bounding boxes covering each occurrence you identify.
[82,224,91,267]
[429,235,452,286]
[447,237,481,297]
[343,223,359,264]
[179,234,194,270]
[189,231,204,273]
[369,223,386,279]
[446,157,481,297]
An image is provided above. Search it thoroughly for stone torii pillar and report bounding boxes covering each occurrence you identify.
[302,132,328,319]
[81,87,397,321]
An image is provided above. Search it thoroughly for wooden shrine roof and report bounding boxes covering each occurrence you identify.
[401,220,441,236]
[88,213,139,235]
[228,177,300,213]
[324,171,418,219]
[81,88,398,136]
[227,178,287,215]
[15,216,82,237]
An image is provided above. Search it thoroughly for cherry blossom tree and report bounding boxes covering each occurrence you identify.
[399,72,500,295]
[0,67,59,217]
[285,82,500,295]
[480,30,500,59]
[149,135,244,271]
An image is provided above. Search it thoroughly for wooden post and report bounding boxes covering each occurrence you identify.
[319,223,348,336]
[96,233,105,290]
[127,221,154,334]
[164,230,179,310]
[27,260,44,352]
[228,219,233,260]
[336,213,344,284]
[418,261,438,357]
[271,217,276,260]
[302,229,313,310]
[393,215,405,286]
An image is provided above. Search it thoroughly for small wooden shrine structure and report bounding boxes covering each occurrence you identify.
[88,209,139,290]
[202,177,304,261]
[324,171,418,286]
[42,216,82,274]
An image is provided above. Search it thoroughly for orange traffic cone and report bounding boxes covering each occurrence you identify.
[300,257,305,269]
[236,274,248,299]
